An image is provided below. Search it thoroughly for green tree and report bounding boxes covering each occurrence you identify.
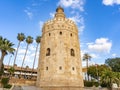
[0,64,4,79]
[13,33,25,67]
[31,36,41,76]
[8,67,15,79]
[0,36,15,70]
[88,64,111,80]
[114,72,120,87]
[105,57,120,72]
[100,70,119,89]
[21,36,33,75]
[87,65,98,80]
[83,53,91,81]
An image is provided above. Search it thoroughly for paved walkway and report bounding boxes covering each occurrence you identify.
[12,85,23,90]
[21,86,105,90]
[12,86,120,90]
[22,86,40,90]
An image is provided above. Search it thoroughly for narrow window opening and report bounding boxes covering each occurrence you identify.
[49,33,51,36]
[46,67,48,70]
[71,49,75,56]
[72,67,75,71]
[59,66,62,70]
[70,33,72,37]
[60,31,62,35]
[46,48,50,56]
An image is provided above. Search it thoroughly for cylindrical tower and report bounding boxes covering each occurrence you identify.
[36,6,84,87]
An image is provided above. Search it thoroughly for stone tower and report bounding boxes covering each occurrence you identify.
[36,6,84,88]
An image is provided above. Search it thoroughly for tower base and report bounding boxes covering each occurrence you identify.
[36,87,84,90]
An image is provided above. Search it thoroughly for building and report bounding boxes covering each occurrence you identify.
[36,6,84,88]
[4,65,37,79]
[4,65,86,81]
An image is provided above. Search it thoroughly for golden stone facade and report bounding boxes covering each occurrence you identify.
[36,6,84,88]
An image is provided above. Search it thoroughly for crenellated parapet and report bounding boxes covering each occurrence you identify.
[42,18,78,35]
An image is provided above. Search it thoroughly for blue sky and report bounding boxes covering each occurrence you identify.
[0,0,120,68]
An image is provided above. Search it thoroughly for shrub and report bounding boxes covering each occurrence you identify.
[93,82,99,87]
[4,84,12,88]
[84,80,93,87]
[1,77,12,88]
[1,77,9,86]
[100,82,107,87]
[84,80,99,87]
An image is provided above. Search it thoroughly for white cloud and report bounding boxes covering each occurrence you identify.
[24,55,33,63]
[69,13,84,24]
[18,49,26,54]
[78,25,85,33]
[29,44,36,51]
[88,38,112,53]
[69,13,85,33]
[39,21,44,31]
[112,53,117,57]
[80,50,84,60]
[57,0,85,33]
[24,9,33,19]
[102,0,120,6]
[14,43,40,68]
[50,12,55,18]
[58,0,85,11]
[90,53,99,59]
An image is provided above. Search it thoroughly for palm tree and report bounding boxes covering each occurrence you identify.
[31,36,41,76]
[83,53,91,81]
[21,36,33,75]
[0,36,3,45]
[0,36,15,70]
[101,70,119,89]
[13,33,25,67]
[114,72,120,87]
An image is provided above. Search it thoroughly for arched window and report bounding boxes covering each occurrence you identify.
[71,49,75,56]
[46,48,50,56]
[49,33,51,36]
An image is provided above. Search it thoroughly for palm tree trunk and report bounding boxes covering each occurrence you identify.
[8,55,12,66]
[13,41,20,67]
[0,52,6,70]
[86,59,89,81]
[20,44,29,76]
[31,43,39,76]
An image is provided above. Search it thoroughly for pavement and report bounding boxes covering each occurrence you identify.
[12,85,23,90]
[22,86,40,90]
[12,85,120,90]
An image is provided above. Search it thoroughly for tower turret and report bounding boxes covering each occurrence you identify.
[55,6,65,19]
